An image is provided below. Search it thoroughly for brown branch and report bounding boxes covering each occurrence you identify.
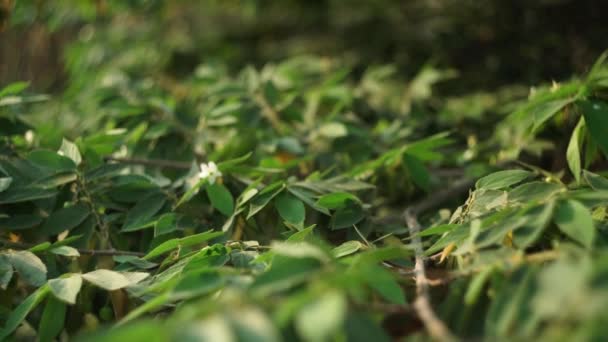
[104,156,192,170]
[404,209,457,342]
[0,240,145,257]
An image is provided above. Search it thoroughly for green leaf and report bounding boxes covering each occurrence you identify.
[27,150,77,171]
[154,213,179,237]
[0,187,57,204]
[121,192,166,232]
[7,250,47,286]
[508,181,563,203]
[48,274,83,304]
[476,170,533,190]
[274,192,305,224]
[554,199,596,248]
[464,267,494,306]
[567,117,585,184]
[206,183,234,216]
[252,257,321,295]
[0,255,13,290]
[361,264,406,305]
[531,98,574,132]
[58,138,82,166]
[143,230,223,260]
[315,192,360,210]
[418,224,458,237]
[0,285,49,340]
[248,182,285,219]
[332,204,365,229]
[295,290,347,342]
[0,214,44,231]
[318,122,348,138]
[50,246,80,257]
[229,307,281,342]
[583,170,608,191]
[0,177,12,192]
[217,152,252,171]
[579,99,608,156]
[82,270,132,291]
[40,204,90,235]
[404,154,430,191]
[38,296,66,342]
[332,241,363,258]
[0,81,29,98]
[271,241,330,263]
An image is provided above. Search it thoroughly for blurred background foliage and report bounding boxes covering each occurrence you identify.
[2,0,608,92]
[1,1,608,341]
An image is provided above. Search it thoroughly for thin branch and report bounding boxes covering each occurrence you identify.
[404,209,457,342]
[409,178,474,216]
[0,240,145,257]
[253,92,284,133]
[104,156,192,170]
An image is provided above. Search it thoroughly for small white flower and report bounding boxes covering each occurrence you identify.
[198,161,222,184]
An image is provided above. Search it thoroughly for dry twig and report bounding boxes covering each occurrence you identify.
[404,209,457,342]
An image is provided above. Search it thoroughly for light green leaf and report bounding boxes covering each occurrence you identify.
[0,255,13,290]
[0,81,29,98]
[143,230,223,260]
[48,274,83,304]
[271,241,330,262]
[50,246,80,257]
[58,138,82,166]
[274,192,305,224]
[318,122,348,138]
[0,177,12,192]
[82,270,131,291]
[8,250,47,286]
[332,241,363,258]
[566,117,585,184]
[476,170,533,190]
[295,290,347,342]
[315,192,360,210]
[206,183,234,216]
[229,307,281,342]
[554,199,596,248]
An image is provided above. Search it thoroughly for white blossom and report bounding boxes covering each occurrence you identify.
[198,161,222,184]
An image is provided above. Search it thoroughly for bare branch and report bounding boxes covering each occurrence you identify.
[104,156,192,170]
[404,209,457,342]
[0,240,145,257]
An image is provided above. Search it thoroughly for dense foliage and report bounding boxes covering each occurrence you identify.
[1,1,608,341]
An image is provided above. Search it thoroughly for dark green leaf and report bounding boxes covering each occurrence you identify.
[40,204,90,235]
[121,192,166,232]
[579,99,608,156]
